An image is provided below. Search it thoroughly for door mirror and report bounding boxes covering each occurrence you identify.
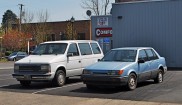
[138,59,145,63]
[98,59,101,61]
[67,53,73,57]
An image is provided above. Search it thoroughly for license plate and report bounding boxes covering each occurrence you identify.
[24,75,31,80]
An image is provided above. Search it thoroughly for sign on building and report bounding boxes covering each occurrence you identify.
[97,17,108,26]
[96,28,112,37]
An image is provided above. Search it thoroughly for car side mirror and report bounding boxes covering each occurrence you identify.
[138,59,145,63]
[67,53,73,57]
[98,59,101,61]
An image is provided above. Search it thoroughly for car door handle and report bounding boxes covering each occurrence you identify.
[79,61,81,63]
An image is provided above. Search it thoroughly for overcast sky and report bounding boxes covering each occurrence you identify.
[0,0,114,24]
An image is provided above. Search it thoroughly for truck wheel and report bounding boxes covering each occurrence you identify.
[86,84,95,90]
[127,73,137,90]
[54,70,66,87]
[154,69,163,83]
[20,80,31,87]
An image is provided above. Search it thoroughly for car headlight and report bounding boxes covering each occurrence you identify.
[108,70,124,75]
[14,65,19,71]
[83,70,92,74]
[41,64,51,72]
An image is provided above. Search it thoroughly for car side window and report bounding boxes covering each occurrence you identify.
[145,49,155,61]
[78,43,92,55]
[90,43,101,54]
[145,49,159,60]
[67,43,79,56]
[151,49,159,60]
[138,50,148,61]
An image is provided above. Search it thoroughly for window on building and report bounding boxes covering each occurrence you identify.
[77,33,85,40]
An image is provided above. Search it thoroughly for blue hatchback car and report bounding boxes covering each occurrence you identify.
[81,47,167,90]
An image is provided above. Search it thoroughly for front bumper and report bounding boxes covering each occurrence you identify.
[12,73,53,81]
[81,75,128,86]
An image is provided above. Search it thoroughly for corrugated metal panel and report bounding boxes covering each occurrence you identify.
[112,0,182,67]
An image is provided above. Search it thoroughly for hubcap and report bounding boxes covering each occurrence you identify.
[129,77,136,88]
[158,72,163,83]
[58,74,64,84]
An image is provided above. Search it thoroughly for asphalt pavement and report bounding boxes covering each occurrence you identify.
[0,62,182,105]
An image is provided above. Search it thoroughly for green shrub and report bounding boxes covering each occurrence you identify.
[5,51,12,56]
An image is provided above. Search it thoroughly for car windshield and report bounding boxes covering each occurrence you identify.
[9,52,17,56]
[32,43,68,55]
[100,49,137,62]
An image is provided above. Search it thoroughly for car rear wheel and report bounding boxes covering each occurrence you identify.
[13,58,16,61]
[154,69,163,83]
[127,73,137,90]
[20,80,31,87]
[86,84,95,90]
[53,70,66,87]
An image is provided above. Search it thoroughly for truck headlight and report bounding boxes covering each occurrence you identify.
[14,65,19,71]
[41,64,50,72]
[83,70,92,74]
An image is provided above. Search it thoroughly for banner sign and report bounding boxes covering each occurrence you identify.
[96,28,112,37]
[97,17,108,26]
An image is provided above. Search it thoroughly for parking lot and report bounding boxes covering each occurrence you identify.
[0,62,182,105]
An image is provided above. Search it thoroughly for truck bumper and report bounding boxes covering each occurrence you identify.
[12,73,53,81]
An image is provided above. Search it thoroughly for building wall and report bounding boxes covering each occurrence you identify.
[112,0,182,67]
[91,15,113,53]
[15,20,91,41]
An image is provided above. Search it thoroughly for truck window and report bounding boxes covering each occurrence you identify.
[78,43,92,55]
[91,43,101,54]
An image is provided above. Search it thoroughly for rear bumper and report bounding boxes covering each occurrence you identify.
[12,73,53,81]
[81,75,128,86]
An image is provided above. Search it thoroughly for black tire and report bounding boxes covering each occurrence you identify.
[13,58,16,61]
[86,84,95,90]
[127,73,137,90]
[54,70,66,87]
[20,80,31,87]
[154,69,163,83]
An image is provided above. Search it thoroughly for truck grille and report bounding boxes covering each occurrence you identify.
[19,65,41,72]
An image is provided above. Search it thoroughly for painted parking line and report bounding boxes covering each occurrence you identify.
[0,78,14,81]
[0,74,12,77]
[32,82,83,94]
[0,84,12,88]
[0,67,13,70]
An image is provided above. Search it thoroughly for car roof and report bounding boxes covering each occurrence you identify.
[42,40,98,44]
[112,47,153,50]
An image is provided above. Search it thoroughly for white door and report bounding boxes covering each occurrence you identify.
[66,43,81,76]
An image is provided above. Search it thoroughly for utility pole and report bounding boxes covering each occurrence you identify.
[18,4,24,32]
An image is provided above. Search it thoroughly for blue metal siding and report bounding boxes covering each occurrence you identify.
[112,0,182,67]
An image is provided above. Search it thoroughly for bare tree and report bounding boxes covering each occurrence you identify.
[21,10,51,45]
[81,0,114,16]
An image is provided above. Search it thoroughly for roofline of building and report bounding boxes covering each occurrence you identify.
[17,19,90,25]
[113,0,178,5]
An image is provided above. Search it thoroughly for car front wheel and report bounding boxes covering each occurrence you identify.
[53,70,66,87]
[127,73,137,90]
[154,69,163,83]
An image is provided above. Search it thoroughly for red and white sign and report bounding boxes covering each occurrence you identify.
[96,28,112,37]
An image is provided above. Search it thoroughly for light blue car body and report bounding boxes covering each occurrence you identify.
[81,47,167,87]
